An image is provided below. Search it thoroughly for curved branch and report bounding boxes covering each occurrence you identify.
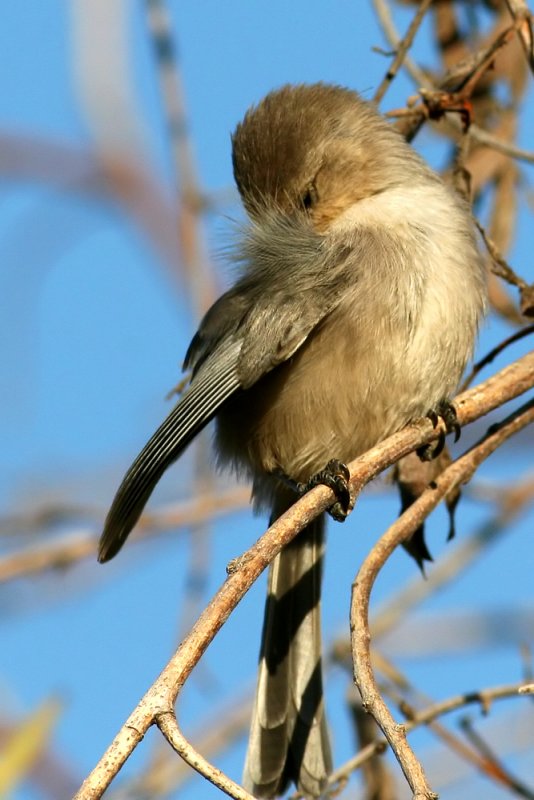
[504,0,534,73]
[157,713,255,800]
[350,398,534,799]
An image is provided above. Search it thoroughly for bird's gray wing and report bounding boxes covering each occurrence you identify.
[187,279,347,390]
[185,219,354,386]
[98,334,242,562]
[99,270,345,563]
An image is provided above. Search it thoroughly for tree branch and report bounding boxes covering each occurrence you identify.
[157,712,255,800]
[373,0,434,105]
[322,681,534,799]
[350,397,534,799]
[0,487,248,584]
[74,350,534,799]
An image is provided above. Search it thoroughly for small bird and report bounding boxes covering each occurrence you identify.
[98,83,486,798]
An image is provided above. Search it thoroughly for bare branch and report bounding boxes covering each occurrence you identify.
[325,682,533,798]
[74,352,534,799]
[351,399,534,799]
[462,323,534,390]
[371,0,431,90]
[459,716,534,799]
[373,0,433,105]
[145,0,218,309]
[371,475,534,642]
[118,693,252,797]
[0,487,248,585]
[157,713,255,800]
[323,475,534,655]
[476,220,529,291]
[468,124,534,166]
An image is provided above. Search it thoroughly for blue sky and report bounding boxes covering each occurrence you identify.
[1,3,533,799]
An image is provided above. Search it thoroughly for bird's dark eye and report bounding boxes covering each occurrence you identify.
[301,184,318,211]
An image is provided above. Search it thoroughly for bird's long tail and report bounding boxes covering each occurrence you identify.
[243,501,331,798]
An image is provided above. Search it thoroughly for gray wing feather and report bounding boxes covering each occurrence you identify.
[98,337,241,562]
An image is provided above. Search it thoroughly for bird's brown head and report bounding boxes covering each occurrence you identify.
[231,83,428,231]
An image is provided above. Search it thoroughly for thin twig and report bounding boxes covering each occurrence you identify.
[0,487,248,584]
[382,676,522,795]
[459,716,534,799]
[476,220,529,290]
[373,0,434,105]
[384,106,534,164]
[372,0,432,90]
[462,323,534,390]
[324,682,533,798]
[144,0,221,648]
[374,0,534,167]
[469,123,534,165]
[455,22,520,98]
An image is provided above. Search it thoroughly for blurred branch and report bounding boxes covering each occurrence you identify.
[372,0,432,90]
[74,352,534,799]
[504,0,534,73]
[373,0,534,182]
[459,715,534,799]
[0,133,183,267]
[380,667,530,796]
[467,125,534,165]
[383,110,534,164]
[376,660,534,798]
[0,487,248,585]
[145,0,221,651]
[145,0,218,309]
[373,0,433,105]
[321,681,533,800]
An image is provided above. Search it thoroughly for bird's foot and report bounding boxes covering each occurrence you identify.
[297,459,352,522]
[417,401,461,462]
